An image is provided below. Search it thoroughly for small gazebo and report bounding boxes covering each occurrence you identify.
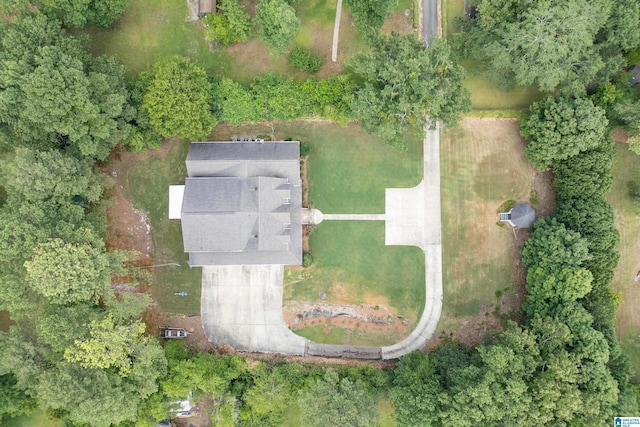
[499,203,535,228]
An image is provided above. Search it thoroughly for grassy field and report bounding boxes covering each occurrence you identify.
[5,410,63,427]
[607,143,640,382]
[442,0,464,38]
[80,0,369,83]
[118,140,202,314]
[439,118,537,331]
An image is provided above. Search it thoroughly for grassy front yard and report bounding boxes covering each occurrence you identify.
[212,121,425,345]
[439,118,539,335]
[286,221,425,345]
[80,0,371,82]
[117,120,423,316]
[211,121,424,213]
[607,142,640,381]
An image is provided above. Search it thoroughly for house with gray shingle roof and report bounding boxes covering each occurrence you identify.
[169,141,303,267]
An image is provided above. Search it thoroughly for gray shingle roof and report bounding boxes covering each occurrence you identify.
[180,142,302,266]
[510,203,535,228]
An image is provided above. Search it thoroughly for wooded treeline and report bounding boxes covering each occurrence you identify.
[0,0,639,425]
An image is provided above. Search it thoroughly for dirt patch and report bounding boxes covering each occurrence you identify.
[103,164,153,265]
[186,0,199,22]
[611,127,630,143]
[144,303,215,353]
[381,10,415,35]
[173,396,212,427]
[283,290,413,343]
[236,350,396,368]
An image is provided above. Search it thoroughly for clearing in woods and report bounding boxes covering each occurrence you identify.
[436,118,555,346]
[607,142,640,382]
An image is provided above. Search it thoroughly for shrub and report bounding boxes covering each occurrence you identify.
[288,46,324,73]
[203,0,252,46]
[300,141,312,157]
[496,199,515,213]
[530,190,538,205]
[628,178,640,199]
[302,252,314,268]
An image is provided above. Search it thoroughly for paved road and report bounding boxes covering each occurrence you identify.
[422,0,438,46]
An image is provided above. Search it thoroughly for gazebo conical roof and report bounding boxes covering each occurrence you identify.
[510,203,535,228]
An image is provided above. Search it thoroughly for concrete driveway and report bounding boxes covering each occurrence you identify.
[200,265,307,355]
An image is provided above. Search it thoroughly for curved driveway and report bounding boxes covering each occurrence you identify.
[201,126,443,359]
[200,6,442,359]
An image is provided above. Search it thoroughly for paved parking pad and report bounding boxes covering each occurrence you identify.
[200,265,307,355]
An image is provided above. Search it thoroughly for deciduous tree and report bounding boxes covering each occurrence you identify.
[298,371,380,427]
[344,0,396,40]
[203,0,252,46]
[24,238,112,305]
[350,33,470,150]
[255,0,299,54]
[143,55,216,141]
[521,96,608,170]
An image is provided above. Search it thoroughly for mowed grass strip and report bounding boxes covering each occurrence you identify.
[607,142,640,381]
[119,140,202,314]
[439,118,535,329]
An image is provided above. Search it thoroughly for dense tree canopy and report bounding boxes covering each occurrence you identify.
[0,16,132,159]
[203,0,253,46]
[350,33,470,149]
[521,96,609,169]
[41,0,129,28]
[466,0,640,93]
[24,238,113,305]
[344,0,397,40]
[298,371,380,427]
[143,55,216,141]
[552,145,614,200]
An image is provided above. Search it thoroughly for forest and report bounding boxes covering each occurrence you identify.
[0,0,639,425]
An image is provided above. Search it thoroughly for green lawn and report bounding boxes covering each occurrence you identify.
[80,0,368,83]
[211,121,425,344]
[442,0,464,39]
[119,140,202,314]
[463,61,544,110]
[211,121,424,213]
[79,0,228,79]
[439,118,537,330]
[286,221,424,322]
[5,410,63,427]
[607,143,640,382]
